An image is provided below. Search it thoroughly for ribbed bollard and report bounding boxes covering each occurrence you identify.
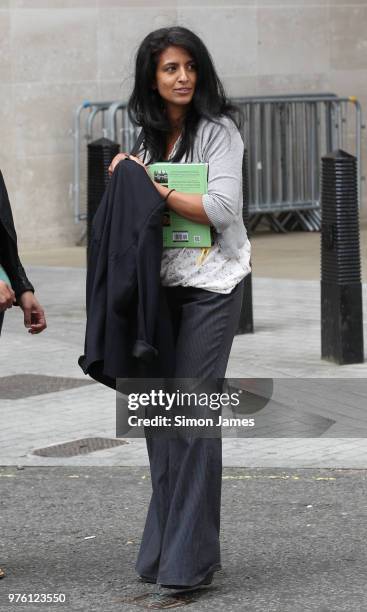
[321,149,364,364]
[87,137,120,250]
[237,148,254,334]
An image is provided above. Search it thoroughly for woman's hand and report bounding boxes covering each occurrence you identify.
[18,291,47,334]
[108,153,148,176]
[0,280,15,312]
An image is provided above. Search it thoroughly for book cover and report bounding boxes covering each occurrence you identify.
[148,163,212,248]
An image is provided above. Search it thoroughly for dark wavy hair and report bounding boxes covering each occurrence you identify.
[127,26,242,164]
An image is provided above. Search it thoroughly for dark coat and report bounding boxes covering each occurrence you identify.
[0,170,34,298]
[78,160,175,389]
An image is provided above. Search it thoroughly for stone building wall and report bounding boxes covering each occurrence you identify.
[0,0,365,247]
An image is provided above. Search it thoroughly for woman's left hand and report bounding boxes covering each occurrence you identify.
[108,153,148,176]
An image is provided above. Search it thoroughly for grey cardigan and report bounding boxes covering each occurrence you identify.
[139,115,249,260]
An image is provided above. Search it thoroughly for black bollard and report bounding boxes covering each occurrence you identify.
[87,137,120,250]
[237,148,254,334]
[321,149,364,364]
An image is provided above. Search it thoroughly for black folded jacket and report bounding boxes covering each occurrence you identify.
[79,160,175,389]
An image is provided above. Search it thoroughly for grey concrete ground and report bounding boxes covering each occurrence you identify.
[1,233,367,610]
[0,466,366,612]
[1,264,367,469]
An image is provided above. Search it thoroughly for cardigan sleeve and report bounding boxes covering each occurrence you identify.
[201,116,244,233]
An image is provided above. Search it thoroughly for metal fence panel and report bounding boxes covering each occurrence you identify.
[72,94,363,236]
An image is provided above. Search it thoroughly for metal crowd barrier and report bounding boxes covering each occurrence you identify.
[72,94,364,237]
[233,94,363,231]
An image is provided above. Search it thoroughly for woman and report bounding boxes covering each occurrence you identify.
[0,171,46,338]
[0,171,47,581]
[109,26,251,591]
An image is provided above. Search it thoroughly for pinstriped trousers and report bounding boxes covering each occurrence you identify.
[135,279,244,586]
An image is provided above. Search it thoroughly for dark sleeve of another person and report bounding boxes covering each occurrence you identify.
[0,171,34,299]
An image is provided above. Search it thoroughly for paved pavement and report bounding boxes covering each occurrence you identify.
[1,260,367,469]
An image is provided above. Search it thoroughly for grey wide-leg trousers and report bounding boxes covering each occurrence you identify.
[135,279,244,586]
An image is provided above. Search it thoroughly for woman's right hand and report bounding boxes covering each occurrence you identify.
[108,153,148,177]
[108,153,132,177]
[0,280,16,312]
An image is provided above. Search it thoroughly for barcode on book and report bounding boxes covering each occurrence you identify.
[193,235,201,243]
[172,231,189,242]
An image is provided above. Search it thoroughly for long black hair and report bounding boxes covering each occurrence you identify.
[127,26,242,164]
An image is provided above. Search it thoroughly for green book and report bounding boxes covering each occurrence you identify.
[148,162,212,248]
[0,265,11,286]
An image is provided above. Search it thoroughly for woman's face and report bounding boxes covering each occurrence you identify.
[153,45,197,112]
